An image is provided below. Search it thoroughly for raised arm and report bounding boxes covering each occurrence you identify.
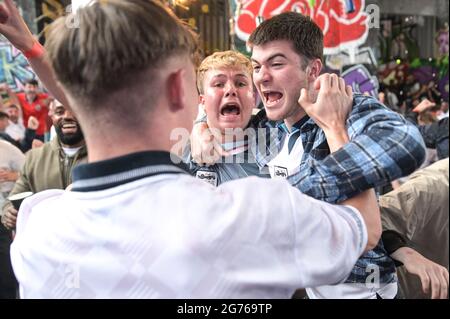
[298,74,381,250]
[0,0,69,106]
[290,92,426,203]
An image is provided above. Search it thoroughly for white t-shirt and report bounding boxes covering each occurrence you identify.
[11,173,367,298]
[62,146,83,158]
[5,120,26,141]
[267,131,304,179]
[0,140,25,209]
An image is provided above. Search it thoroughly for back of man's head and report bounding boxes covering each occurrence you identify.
[247,12,324,67]
[45,0,199,120]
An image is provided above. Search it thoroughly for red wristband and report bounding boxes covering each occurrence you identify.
[23,41,45,59]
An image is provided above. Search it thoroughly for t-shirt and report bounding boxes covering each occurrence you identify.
[5,120,26,141]
[11,151,368,298]
[0,140,25,209]
[16,93,49,136]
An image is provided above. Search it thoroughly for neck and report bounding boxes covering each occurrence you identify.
[284,108,307,132]
[61,140,85,149]
[26,94,36,103]
[86,133,173,163]
[82,118,183,163]
[283,87,317,131]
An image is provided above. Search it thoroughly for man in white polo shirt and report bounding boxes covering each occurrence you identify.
[1,0,380,298]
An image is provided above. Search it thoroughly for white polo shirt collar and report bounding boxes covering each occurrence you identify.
[71,151,189,192]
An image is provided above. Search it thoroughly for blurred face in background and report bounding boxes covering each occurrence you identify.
[24,83,38,101]
[50,100,84,146]
[6,105,20,124]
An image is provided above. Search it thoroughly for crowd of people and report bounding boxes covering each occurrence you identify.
[0,0,448,299]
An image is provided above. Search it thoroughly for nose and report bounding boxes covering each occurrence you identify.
[224,83,237,98]
[254,65,271,85]
[63,109,76,119]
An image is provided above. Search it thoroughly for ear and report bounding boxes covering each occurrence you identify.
[199,94,206,108]
[198,94,206,113]
[307,59,323,81]
[167,69,185,112]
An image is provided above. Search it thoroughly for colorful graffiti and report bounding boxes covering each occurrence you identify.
[0,37,35,92]
[326,46,377,70]
[36,0,70,42]
[342,64,379,97]
[232,0,369,56]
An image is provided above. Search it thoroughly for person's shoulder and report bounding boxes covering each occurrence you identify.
[0,139,21,153]
[350,93,399,121]
[352,93,385,110]
[15,189,66,235]
[24,141,55,162]
[37,93,49,100]
[16,92,26,100]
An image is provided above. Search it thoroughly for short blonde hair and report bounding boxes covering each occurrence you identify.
[197,51,252,94]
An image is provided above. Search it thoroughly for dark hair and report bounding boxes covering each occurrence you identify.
[0,111,10,119]
[25,79,39,86]
[248,12,324,66]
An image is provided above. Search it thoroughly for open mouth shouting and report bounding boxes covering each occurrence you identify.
[262,91,284,107]
[219,102,241,121]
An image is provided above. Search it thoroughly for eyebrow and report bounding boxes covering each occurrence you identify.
[211,73,250,79]
[251,53,288,65]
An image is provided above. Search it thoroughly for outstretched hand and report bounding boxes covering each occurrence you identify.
[392,247,449,299]
[191,122,230,166]
[0,0,36,52]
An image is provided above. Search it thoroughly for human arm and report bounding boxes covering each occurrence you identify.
[289,94,426,203]
[0,0,69,106]
[381,228,448,299]
[391,247,449,299]
[0,168,19,183]
[215,177,373,289]
[380,159,449,298]
[296,74,381,249]
[417,117,448,150]
[17,116,38,152]
[0,83,20,107]
[1,157,32,230]
[190,107,230,165]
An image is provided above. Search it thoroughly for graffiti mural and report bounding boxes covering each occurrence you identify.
[326,46,377,70]
[35,0,70,42]
[0,37,36,92]
[342,64,379,97]
[232,0,369,56]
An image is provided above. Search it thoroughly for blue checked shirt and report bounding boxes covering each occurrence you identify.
[249,94,426,286]
[250,94,426,204]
